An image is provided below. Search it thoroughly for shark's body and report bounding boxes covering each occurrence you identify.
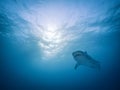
[72,51,100,70]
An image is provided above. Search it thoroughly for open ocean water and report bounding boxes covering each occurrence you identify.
[0,0,120,90]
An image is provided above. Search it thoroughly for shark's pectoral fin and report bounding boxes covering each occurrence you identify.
[74,63,79,70]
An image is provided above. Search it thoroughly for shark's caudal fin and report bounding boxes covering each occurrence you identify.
[74,63,79,70]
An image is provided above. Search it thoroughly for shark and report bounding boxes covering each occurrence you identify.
[72,50,100,70]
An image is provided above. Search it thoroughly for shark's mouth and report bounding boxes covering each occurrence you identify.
[74,54,82,57]
[72,51,84,57]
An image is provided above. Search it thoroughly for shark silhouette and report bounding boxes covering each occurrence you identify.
[72,51,100,70]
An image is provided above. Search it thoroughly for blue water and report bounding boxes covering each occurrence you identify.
[0,0,120,90]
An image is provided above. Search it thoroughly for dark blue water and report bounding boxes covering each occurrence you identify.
[0,0,120,90]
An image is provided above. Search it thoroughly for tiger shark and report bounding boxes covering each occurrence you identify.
[72,50,100,70]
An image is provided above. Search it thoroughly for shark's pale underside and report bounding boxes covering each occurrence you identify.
[72,51,100,70]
